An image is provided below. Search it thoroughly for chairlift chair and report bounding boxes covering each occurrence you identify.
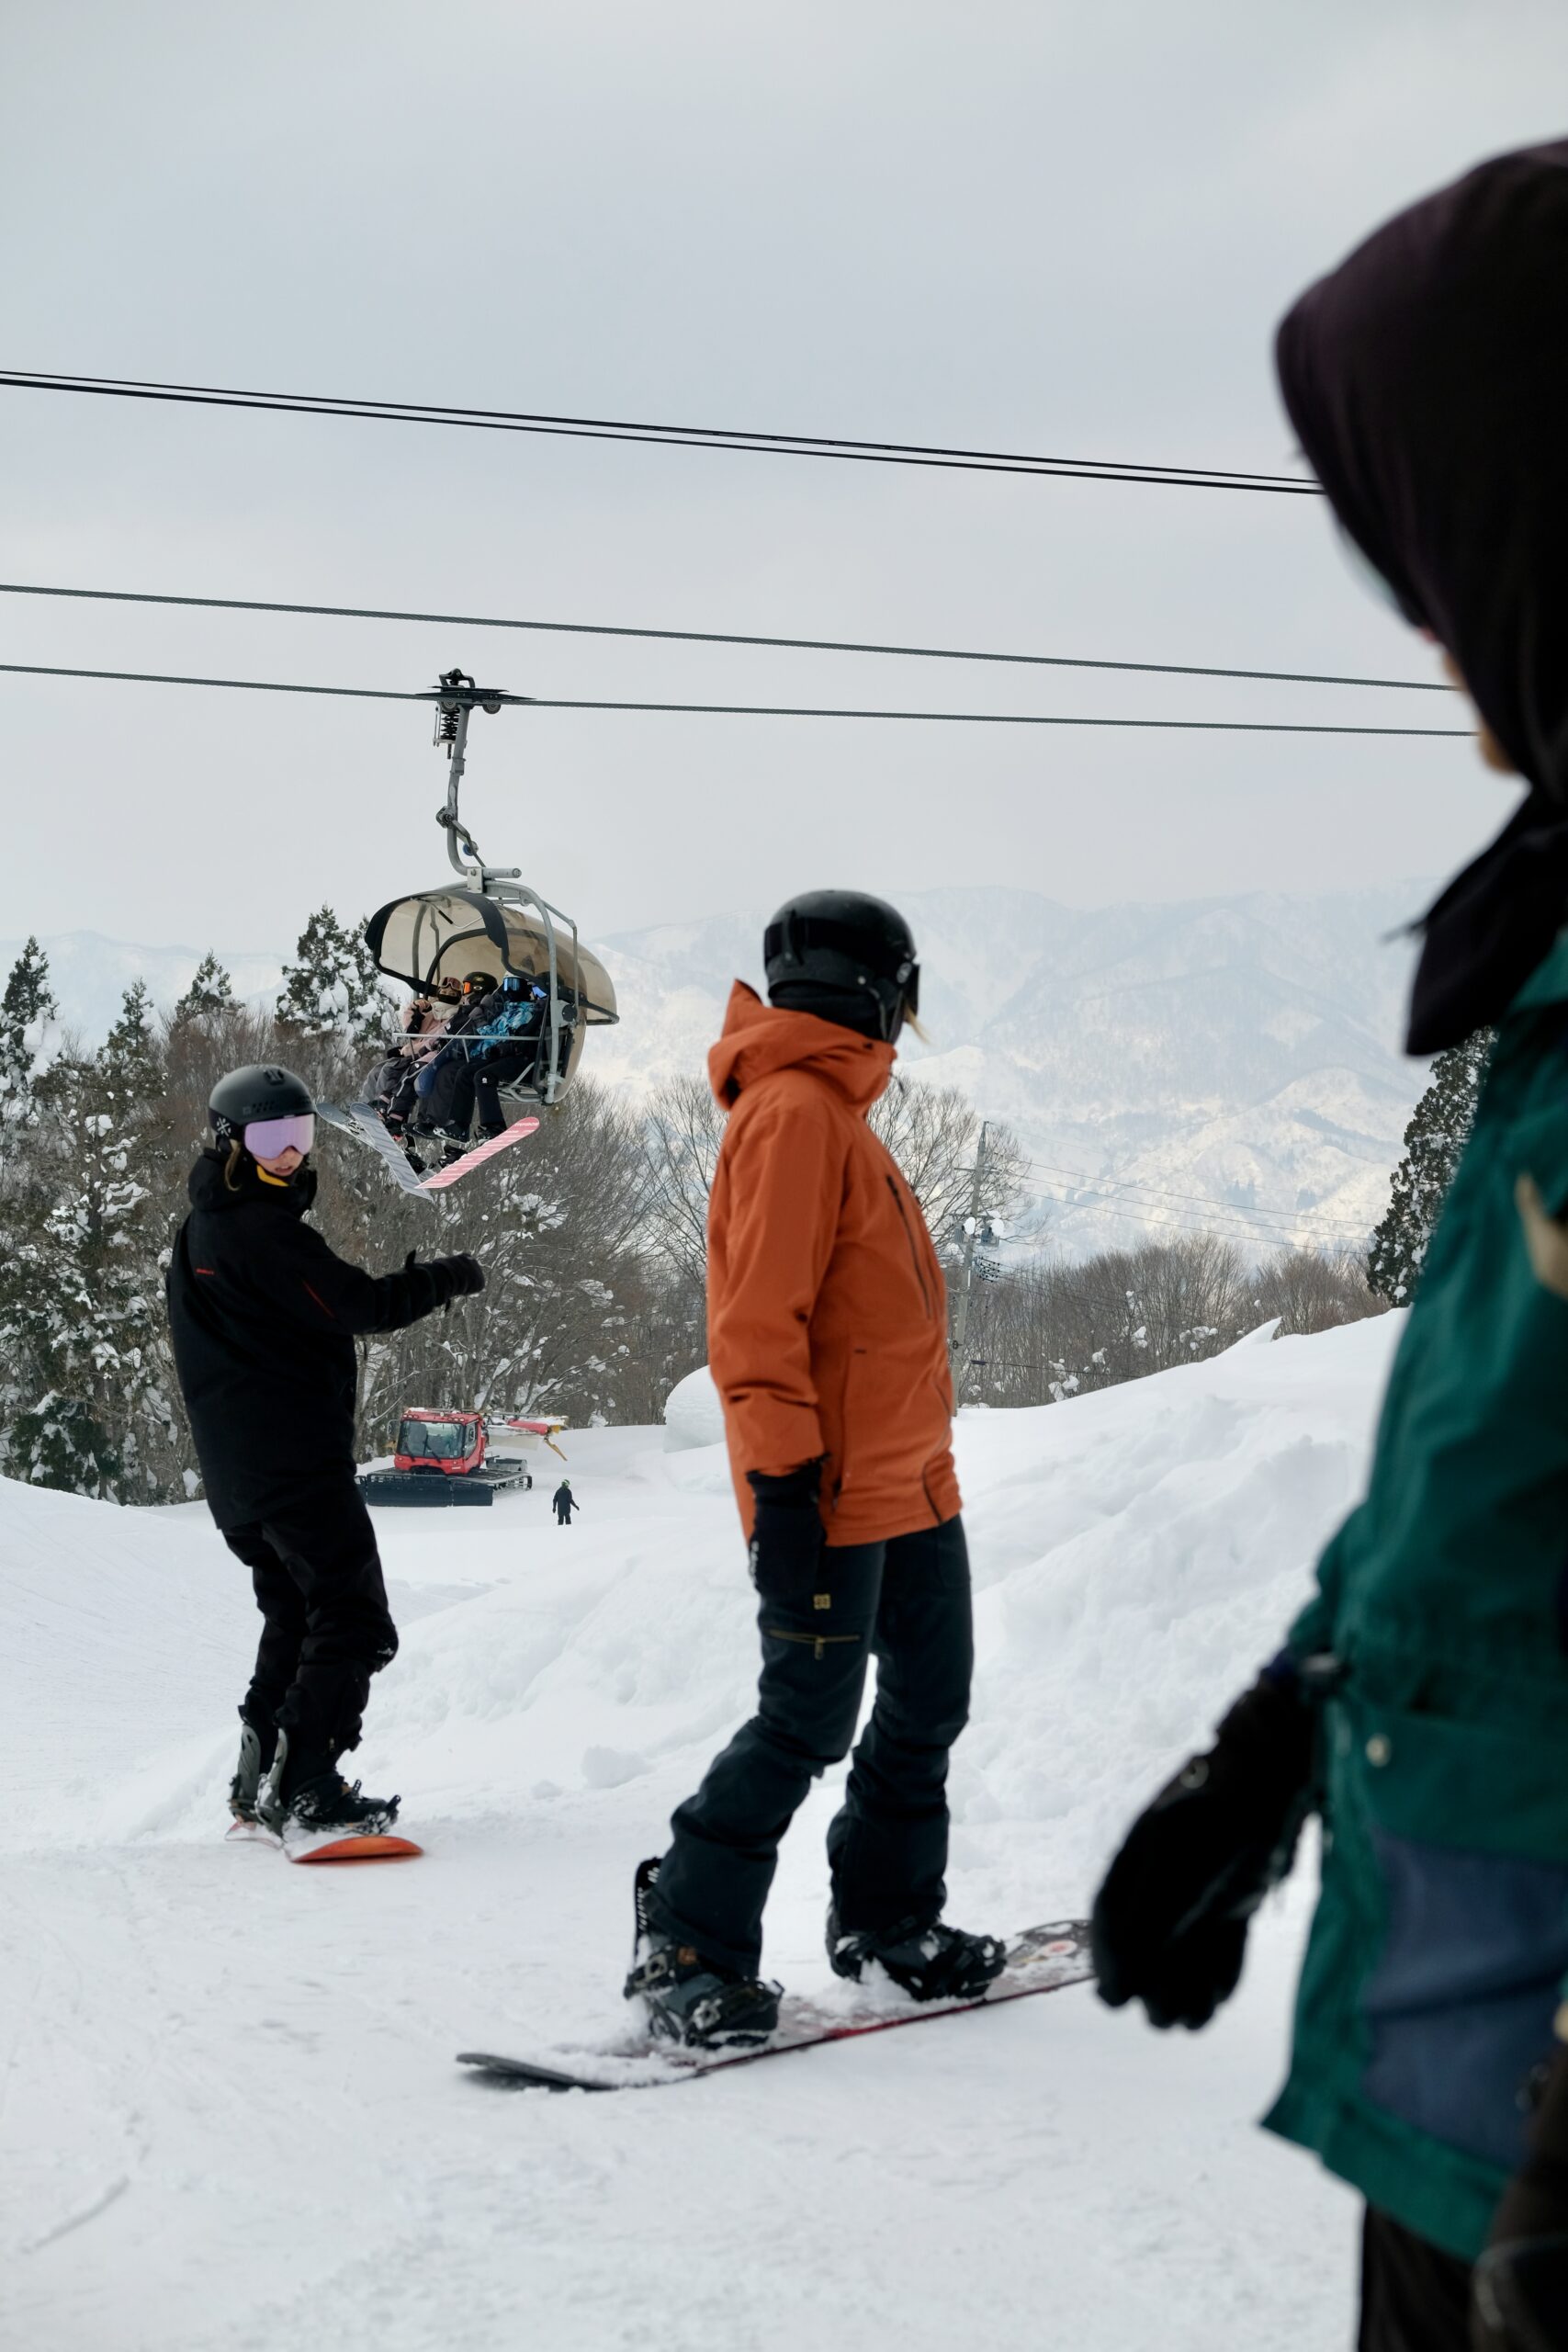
[365,671,618,1115]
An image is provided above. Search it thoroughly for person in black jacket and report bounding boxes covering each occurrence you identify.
[166,1063,485,1844]
[552,1478,579,1525]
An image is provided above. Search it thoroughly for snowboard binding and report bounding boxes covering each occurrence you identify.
[228,1716,267,1826]
[827,1906,1008,2003]
[624,1858,781,2050]
[225,1713,284,1843]
[256,1727,400,1848]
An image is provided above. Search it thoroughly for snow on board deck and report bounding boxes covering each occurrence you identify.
[317,1102,538,1197]
[458,1920,1093,2091]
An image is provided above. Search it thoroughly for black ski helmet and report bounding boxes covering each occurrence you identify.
[763,890,919,1041]
[209,1063,314,1147]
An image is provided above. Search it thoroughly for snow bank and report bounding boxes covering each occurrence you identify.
[1,1316,1398,1883]
[0,1317,1398,2350]
[661,1360,726,1451]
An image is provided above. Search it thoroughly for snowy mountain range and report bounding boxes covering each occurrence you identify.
[9,880,1433,1259]
[592,883,1431,1261]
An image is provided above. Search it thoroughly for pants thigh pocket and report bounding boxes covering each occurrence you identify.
[1361,1825,1568,2170]
[1344,1692,1568,2173]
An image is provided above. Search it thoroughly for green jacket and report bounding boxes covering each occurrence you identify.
[1266,935,1568,2259]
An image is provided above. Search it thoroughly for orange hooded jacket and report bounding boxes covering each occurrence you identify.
[706,981,961,1548]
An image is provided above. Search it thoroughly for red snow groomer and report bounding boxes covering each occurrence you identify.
[359,1408,568,1508]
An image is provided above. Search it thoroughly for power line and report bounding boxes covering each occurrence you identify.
[0,660,1470,733]
[0,580,1450,695]
[1020,1157,1372,1236]
[1015,1182,1366,1253]
[1025,1185,1365,1247]
[0,368,1325,495]
[1016,1184,1314,1250]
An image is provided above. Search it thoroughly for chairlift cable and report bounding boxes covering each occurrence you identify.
[0,368,1324,494]
[0,661,1469,734]
[0,579,1449,694]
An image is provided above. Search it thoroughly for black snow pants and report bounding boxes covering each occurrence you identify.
[648,1514,973,1978]
[1357,2207,1472,2351]
[222,1473,399,1761]
[474,1044,537,1136]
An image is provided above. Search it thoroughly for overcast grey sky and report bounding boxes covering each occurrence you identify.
[3,1,1565,956]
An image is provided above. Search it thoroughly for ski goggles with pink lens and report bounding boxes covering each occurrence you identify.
[243,1113,316,1159]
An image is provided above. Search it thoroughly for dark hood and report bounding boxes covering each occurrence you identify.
[1276,141,1568,1051]
[187,1148,317,1216]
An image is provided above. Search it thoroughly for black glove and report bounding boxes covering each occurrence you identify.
[405,1250,485,1308]
[433,1251,486,1301]
[1091,1669,1316,2030]
[1473,2046,1568,2350]
[746,1460,826,1603]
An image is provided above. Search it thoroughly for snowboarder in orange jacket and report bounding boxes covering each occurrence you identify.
[626,891,1004,2049]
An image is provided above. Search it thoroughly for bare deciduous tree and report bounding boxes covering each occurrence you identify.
[869,1080,1026,1244]
[640,1065,1026,1295]
[1248,1247,1388,1338]
[643,1074,726,1286]
[958,1234,1386,1407]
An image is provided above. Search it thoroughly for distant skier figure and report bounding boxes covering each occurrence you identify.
[626,891,1004,2049]
[552,1478,579,1525]
[165,1065,485,1848]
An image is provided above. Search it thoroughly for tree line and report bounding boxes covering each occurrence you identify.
[3,910,1471,1509]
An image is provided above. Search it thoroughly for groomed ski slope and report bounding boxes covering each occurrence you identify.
[1,1317,1399,2352]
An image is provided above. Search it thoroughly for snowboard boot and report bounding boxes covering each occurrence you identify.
[827,1905,1008,2002]
[256,1727,400,1848]
[623,1859,779,2049]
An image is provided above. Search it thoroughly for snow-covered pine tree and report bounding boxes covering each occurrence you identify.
[101,978,164,1118]
[2,989,183,1500]
[276,909,392,1051]
[1368,1028,1494,1305]
[170,951,235,1030]
[0,934,58,1144]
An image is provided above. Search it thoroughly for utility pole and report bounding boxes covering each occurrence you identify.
[952,1121,989,1369]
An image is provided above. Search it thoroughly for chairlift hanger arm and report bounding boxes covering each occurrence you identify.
[423,670,594,1099]
[426,669,531,884]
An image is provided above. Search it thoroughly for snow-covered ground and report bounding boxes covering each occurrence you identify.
[1,1318,1399,2351]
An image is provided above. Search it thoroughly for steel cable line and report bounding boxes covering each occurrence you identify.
[1011,1182,1368,1252]
[1018,1157,1373,1236]
[1010,1184,1314,1250]
[0,368,1324,494]
[1020,1185,1367,1245]
[0,660,1470,734]
[0,580,1450,695]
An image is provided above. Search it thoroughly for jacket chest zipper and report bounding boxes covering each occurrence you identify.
[885,1175,933,1318]
[765,1628,863,1660]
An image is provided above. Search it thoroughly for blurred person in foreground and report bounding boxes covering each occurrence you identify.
[1092,141,1568,2352]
